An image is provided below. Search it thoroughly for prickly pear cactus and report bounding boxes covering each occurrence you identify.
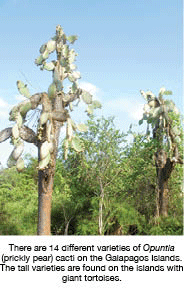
[139,87,181,160]
[0,25,102,171]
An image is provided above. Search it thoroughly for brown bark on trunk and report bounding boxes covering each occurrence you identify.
[36,26,77,235]
[37,134,57,235]
[37,109,62,235]
[37,168,54,235]
[155,150,174,218]
[156,170,169,218]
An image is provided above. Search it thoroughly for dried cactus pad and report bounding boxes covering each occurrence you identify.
[16,157,25,172]
[38,153,51,170]
[19,125,37,144]
[0,127,12,143]
[12,141,24,160]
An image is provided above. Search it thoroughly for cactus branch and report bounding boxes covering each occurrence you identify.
[19,125,38,146]
[0,127,12,143]
[0,25,102,235]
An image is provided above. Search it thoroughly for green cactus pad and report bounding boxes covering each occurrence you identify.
[67,35,78,44]
[55,80,63,91]
[17,81,31,98]
[43,61,55,71]
[42,49,49,60]
[68,73,75,82]
[91,100,102,109]
[77,123,88,132]
[71,82,78,93]
[35,54,44,65]
[70,63,77,70]
[81,90,93,104]
[19,100,32,116]
[86,105,94,115]
[46,40,56,53]
[68,49,76,64]
[39,43,47,54]
[16,157,25,172]
[71,136,84,152]
[9,107,18,121]
[72,71,81,80]
[62,44,69,58]
[48,83,57,99]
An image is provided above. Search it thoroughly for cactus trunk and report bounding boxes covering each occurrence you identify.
[0,25,99,236]
[155,150,174,218]
[37,92,62,235]
[37,135,59,235]
[37,168,54,235]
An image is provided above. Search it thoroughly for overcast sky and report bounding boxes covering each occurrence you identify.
[0,0,182,167]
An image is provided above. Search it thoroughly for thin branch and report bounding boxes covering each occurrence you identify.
[19,70,42,91]
[104,168,123,188]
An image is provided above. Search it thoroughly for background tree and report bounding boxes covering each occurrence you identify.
[51,159,82,235]
[0,116,182,235]
[59,116,146,235]
[0,25,101,235]
[78,117,125,235]
[139,88,183,218]
[121,132,156,222]
[0,166,38,235]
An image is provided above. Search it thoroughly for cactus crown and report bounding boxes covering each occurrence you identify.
[0,25,101,171]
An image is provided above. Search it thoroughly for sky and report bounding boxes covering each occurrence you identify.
[0,0,183,167]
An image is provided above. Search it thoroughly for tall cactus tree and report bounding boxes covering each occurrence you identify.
[0,25,101,235]
[139,88,183,218]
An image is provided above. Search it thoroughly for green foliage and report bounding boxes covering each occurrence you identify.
[57,116,182,235]
[1,24,182,236]
[56,116,183,235]
[0,116,183,235]
[0,167,37,235]
[121,133,157,221]
[148,217,183,235]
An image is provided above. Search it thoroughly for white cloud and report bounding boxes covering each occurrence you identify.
[0,111,9,118]
[0,97,9,108]
[0,97,11,119]
[15,94,25,101]
[0,141,12,168]
[79,82,101,100]
[105,97,144,121]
